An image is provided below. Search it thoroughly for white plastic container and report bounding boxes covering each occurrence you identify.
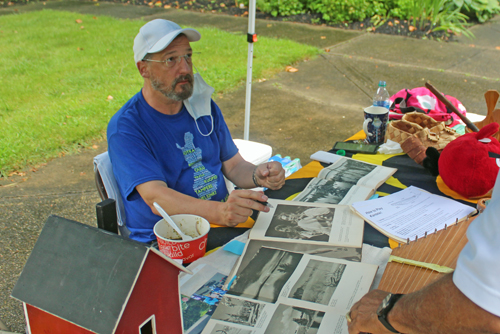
[225,139,273,192]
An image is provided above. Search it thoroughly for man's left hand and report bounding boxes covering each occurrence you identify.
[348,289,394,334]
[255,161,285,190]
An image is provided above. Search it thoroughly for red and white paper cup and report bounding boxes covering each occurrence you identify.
[153,214,210,264]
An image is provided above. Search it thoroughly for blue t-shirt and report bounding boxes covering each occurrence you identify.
[107,91,238,243]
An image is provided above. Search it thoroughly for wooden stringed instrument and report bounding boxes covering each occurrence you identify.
[377,215,476,294]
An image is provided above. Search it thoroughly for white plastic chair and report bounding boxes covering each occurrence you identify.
[93,151,130,237]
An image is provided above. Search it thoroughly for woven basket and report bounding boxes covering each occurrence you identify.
[400,136,427,165]
[403,111,439,129]
[386,120,423,144]
[402,112,460,150]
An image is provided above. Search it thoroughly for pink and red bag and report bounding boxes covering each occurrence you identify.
[389,87,467,128]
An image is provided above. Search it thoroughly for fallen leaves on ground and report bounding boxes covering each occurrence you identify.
[285,66,298,72]
[75,19,83,23]
[8,171,26,177]
[0,183,17,188]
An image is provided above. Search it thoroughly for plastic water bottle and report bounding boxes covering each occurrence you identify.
[373,80,390,109]
[268,155,302,177]
[283,158,302,177]
[268,154,283,164]
[281,156,292,165]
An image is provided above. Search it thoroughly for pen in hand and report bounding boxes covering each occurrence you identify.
[256,201,274,209]
[264,202,274,209]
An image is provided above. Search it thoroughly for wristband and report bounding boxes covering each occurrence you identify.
[252,166,261,188]
[377,293,404,333]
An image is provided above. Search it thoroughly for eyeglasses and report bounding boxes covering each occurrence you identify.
[142,52,199,68]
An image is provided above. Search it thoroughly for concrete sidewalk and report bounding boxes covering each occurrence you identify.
[1,1,499,332]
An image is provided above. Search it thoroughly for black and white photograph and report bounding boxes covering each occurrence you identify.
[210,324,253,334]
[289,260,346,305]
[211,296,265,327]
[319,159,377,184]
[291,157,396,206]
[293,179,355,204]
[264,304,325,334]
[235,240,361,278]
[229,247,303,303]
[265,204,335,242]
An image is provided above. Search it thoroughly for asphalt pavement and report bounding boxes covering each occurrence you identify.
[1,1,499,332]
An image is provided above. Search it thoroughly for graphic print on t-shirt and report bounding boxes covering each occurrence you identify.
[176,132,218,200]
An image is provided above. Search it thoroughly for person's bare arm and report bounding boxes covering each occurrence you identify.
[348,273,500,334]
[222,152,285,190]
[136,180,270,227]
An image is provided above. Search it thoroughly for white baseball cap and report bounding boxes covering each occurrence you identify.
[133,19,201,64]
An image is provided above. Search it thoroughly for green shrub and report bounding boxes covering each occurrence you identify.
[387,0,415,18]
[453,0,500,22]
[306,0,387,22]
[256,0,308,16]
[250,0,499,35]
[381,0,499,28]
[388,0,474,37]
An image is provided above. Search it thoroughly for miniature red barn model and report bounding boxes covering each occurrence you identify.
[11,215,191,334]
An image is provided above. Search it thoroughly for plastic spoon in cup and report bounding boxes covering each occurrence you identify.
[153,202,193,241]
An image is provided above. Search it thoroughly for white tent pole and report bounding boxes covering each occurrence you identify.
[244,0,256,141]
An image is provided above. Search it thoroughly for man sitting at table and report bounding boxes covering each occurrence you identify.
[346,171,500,334]
[107,19,285,243]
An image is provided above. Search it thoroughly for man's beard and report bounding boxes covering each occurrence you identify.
[150,73,194,101]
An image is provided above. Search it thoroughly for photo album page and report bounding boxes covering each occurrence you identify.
[293,156,396,205]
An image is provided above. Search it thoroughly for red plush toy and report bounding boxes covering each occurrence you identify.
[439,122,500,199]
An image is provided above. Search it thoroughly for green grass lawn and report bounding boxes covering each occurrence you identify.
[0,10,319,176]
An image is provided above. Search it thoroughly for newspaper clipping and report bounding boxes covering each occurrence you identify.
[201,249,378,334]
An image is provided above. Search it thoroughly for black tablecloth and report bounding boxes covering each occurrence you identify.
[208,144,477,251]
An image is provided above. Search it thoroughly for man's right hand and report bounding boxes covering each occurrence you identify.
[217,189,271,227]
